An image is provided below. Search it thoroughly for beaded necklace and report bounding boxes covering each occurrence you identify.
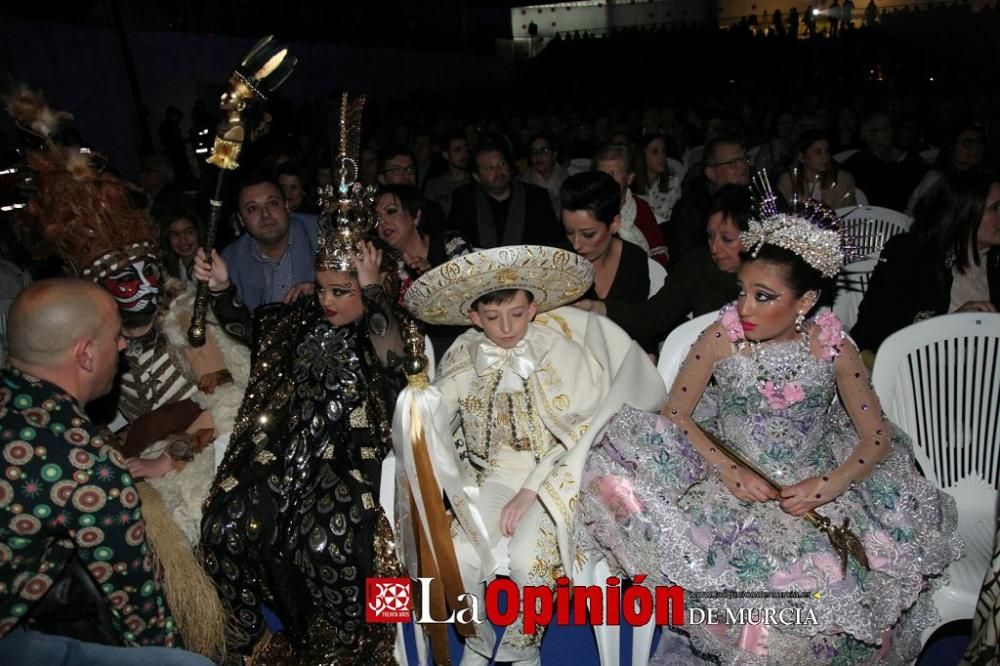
[743,327,812,410]
[745,327,811,385]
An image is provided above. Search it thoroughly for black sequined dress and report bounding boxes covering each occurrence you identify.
[200,289,405,665]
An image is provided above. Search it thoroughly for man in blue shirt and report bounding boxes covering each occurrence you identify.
[221,177,318,311]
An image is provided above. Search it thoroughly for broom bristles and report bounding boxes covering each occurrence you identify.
[137,482,239,661]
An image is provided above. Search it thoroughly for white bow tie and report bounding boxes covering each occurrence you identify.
[473,339,538,379]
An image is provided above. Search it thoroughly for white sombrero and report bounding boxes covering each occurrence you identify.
[404,245,594,326]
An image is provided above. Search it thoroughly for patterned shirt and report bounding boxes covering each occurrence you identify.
[0,369,178,646]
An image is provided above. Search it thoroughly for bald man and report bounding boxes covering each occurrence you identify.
[0,279,212,665]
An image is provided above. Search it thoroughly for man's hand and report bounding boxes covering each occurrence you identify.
[402,252,432,275]
[957,301,998,313]
[572,299,607,316]
[193,248,231,292]
[283,282,315,304]
[499,489,538,537]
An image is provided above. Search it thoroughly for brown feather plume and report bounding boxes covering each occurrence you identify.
[3,83,73,141]
[5,82,156,275]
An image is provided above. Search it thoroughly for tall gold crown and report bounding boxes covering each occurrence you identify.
[314,93,376,272]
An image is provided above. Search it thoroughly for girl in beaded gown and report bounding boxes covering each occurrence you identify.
[197,238,407,666]
[577,208,963,664]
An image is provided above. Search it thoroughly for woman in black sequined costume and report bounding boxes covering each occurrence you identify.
[197,239,407,665]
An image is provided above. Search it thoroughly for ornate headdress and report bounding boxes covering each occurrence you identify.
[314,93,376,272]
[4,84,161,316]
[741,171,853,278]
[404,245,594,326]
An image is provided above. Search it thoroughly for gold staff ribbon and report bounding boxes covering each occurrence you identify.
[703,430,869,575]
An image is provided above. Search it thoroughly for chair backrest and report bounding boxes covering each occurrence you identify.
[425,334,436,381]
[833,148,859,164]
[872,313,1000,492]
[839,205,912,257]
[657,311,717,391]
[667,157,686,183]
[683,145,704,172]
[647,258,667,297]
[832,256,879,331]
[567,158,592,176]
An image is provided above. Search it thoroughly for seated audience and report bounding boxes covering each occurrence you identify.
[853,171,1000,363]
[777,129,858,208]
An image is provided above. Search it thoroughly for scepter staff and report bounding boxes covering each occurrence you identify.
[703,429,870,575]
[187,36,296,346]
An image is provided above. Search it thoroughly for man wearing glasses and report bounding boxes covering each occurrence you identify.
[519,134,568,216]
[378,145,448,234]
[448,140,562,249]
[669,130,751,264]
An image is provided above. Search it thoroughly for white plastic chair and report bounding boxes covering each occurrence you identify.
[567,158,593,176]
[833,148,860,164]
[919,147,940,165]
[647,258,667,297]
[666,157,686,184]
[837,205,911,257]
[682,145,704,173]
[871,313,1000,649]
[657,312,718,394]
[832,257,879,332]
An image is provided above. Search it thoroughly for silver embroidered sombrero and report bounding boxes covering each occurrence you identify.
[404,245,594,325]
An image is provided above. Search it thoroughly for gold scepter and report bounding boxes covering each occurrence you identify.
[703,430,869,575]
[187,36,296,346]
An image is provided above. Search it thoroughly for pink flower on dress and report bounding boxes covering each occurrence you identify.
[719,304,744,342]
[782,383,805,404]
[759,380,806,410]
[814,311,845,361]
[594,475,644,520]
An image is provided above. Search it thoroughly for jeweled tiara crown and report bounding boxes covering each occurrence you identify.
[741,171,861,278]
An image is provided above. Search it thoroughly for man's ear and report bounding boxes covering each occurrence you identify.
[527,301,539,320]
[468,309,482,328]
[377,174,387,185]
[75,338,96,373]
[626,172,636,188]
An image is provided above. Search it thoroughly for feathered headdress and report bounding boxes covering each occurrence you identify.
[4,83,160,311]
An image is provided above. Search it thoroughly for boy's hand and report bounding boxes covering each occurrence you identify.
[500,489,538,537]
[126,452,174,479]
